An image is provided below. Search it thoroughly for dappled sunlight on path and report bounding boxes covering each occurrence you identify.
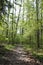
[0,45,43,65]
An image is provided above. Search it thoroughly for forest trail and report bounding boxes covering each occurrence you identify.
[0,44,43,65]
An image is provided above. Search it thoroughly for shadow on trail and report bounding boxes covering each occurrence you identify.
[0,45,11,65]
[0,45,43,65]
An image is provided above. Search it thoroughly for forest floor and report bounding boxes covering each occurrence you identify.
[0,44,43,65]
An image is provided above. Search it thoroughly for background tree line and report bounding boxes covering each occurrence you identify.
[0,0,43,50]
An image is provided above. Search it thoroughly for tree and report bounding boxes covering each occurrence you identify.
[36,0,40,48]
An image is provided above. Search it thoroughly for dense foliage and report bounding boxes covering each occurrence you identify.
[0,0,43,49]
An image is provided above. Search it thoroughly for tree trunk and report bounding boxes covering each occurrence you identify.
[36,0,40,48]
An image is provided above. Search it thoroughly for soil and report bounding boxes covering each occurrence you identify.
[0,45,43,65]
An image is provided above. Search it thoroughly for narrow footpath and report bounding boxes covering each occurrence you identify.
[0,45,43,65]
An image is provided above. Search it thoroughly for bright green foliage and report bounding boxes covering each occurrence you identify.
[0,0,43,49]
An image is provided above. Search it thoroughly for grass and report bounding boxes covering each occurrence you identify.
[22,43,43,62]
[0,43,17,50]
[22,43,33,51]
[22,43,43,54]
[33,53,43,62]
[4,44,17,50]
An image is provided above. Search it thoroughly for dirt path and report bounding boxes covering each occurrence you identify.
[0,45,43,65]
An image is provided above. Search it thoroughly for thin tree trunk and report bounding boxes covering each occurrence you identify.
[40,5,43,48]
[12,0,14,44]
[36,0,40,48]
[22,0,24,35]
